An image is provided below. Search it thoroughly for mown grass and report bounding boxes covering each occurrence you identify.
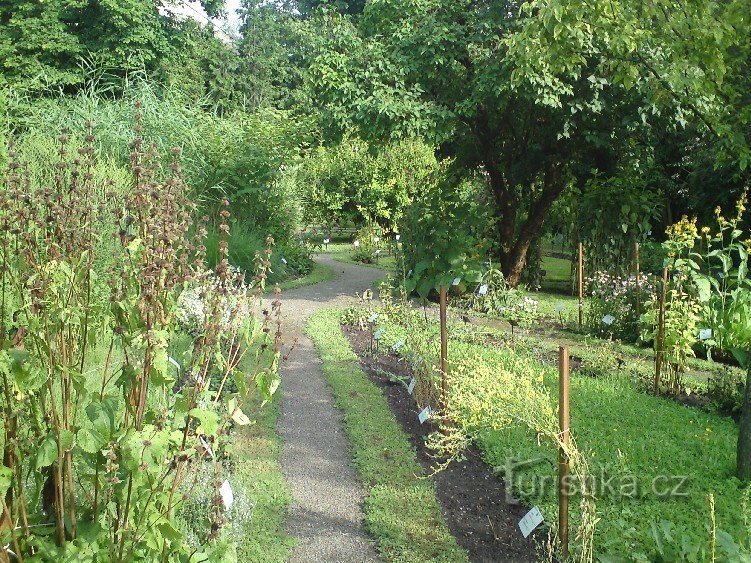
[373,313,750,561]
[230,390,296,562]
[307,309,468,562]
[277,260,334,291]
[324,242,399,271]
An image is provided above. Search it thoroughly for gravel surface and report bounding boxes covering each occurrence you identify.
[278,255,384,562]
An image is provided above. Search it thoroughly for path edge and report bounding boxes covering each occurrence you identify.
[307,308,469,563]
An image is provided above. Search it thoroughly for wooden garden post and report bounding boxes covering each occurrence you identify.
[655,267,669,394]
[558,346,570,560]
[439,285,448,408]
[578,243,584,330]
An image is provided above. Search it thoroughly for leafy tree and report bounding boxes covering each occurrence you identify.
[300,0,642,286]
[236,0,302,109]
[0,0,84,89]
[0,0,232,96]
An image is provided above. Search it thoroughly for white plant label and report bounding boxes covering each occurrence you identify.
[395,234,401,241]
[353,240,360,247]
[555,303,565,313]
[367,313,378,323]
[392,340,405,352]
[407,269,413,276]
[168,356,181,372]
[373,236,380,243]
[374,328,385,340]
[418,405,432,424]
[518,506,543,538]
[452,277,461,286]
[375,249,382,255]
[478,284,489,296]
[323,238,330,244]
[699,328,713,341]
[602,314,615,326]
[407,378,416,395]
[219,480,234,510]
[281,257,288,265]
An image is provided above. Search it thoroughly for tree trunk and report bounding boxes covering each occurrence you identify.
[504,163,564,287]
[737,356,751,480]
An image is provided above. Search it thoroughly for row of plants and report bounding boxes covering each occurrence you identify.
[0,114,283,560]
[346,285,750,561]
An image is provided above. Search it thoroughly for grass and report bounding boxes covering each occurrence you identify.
[324,242,399,271]
[307,309,469,562]
[372,312,750,561]
[230,389,296,562]
[276,260,335,291]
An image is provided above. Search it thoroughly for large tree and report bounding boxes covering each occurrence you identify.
[301,0,642,285]
[300,0,749,285]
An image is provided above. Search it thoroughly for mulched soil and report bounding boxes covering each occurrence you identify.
[342,325,541,563]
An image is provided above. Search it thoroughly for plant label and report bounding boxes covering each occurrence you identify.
[418,405,432,424]
[375,249,382,255]
[555,303,565,313]
[168,356,181,372]
[373,236,380,243]
[699,328,713,341]
[395,234,401,241]
[219,480,234,510]
[368,313,378,323]
[354,240,360,247]
[602,314,615,326]
[518,506,543,538]
[407,269,413,276]
[392,340,405,352]
[478,284,489,295]
[374,328,385,340]
[407,378,416,394]
[281,257,288,265]
[323,238,330,244]
[452,277,461,286]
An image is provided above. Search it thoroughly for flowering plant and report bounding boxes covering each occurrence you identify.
[585,270,656,342]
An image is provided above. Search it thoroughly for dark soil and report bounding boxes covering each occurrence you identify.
[343,325,541,563]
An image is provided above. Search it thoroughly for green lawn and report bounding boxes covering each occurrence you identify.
[230,390,296,562]
[323,242,399,271]
[276,260,335,291]
[371,311,750,561]
[308,309,468,562]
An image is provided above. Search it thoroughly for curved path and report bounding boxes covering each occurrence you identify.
[278,254,384,562]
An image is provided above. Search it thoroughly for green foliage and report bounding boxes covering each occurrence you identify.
[297,137,438,232]
[308,309,468,562]
[401,174,488,299]
[0,118,280,560]
[370,305,748,561]
[578,176,662,277]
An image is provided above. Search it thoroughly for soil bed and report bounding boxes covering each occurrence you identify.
[342,325,540,563]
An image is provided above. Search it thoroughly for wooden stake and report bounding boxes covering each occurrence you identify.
[578,243,584,330]
[439,285,448,408]
[558,346,570,561]
[655,267,669,395]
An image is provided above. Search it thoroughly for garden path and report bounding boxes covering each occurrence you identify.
[278,255,384,562]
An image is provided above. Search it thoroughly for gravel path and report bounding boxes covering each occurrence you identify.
[278,254,384,562]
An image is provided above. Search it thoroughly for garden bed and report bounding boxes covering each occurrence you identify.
[342,325,539,562]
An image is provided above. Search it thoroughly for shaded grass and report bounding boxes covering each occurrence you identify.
[230,389,296,562]
[307,309,468,563]
[324,242,398,271]
[276,260,334,291]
